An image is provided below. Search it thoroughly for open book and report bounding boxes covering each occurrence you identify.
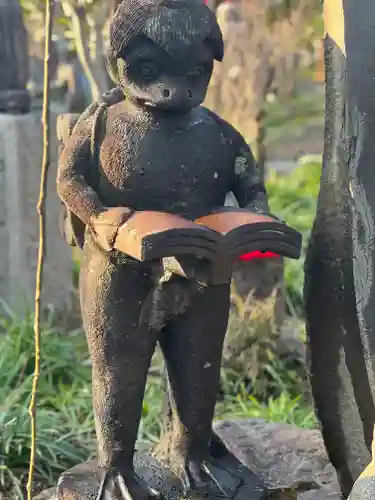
[114,207,302,262]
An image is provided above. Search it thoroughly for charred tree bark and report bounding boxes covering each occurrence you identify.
[0,0,30,113]
[305,0,375,496]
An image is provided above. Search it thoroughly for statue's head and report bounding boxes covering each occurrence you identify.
[107,0,224,113]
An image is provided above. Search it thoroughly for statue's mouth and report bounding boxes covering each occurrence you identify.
[138,98,193,115]
[135,97,158,108]
[137,98,188,115]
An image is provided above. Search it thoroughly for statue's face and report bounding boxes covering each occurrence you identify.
[117,36,214,113]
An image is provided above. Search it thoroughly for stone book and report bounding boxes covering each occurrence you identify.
[114,207,302,262]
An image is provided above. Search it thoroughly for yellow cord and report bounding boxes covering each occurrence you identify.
[27,1,54,498]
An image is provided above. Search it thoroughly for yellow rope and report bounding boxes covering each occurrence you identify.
[27,1,54,498]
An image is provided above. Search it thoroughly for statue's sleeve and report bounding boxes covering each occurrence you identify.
[57,116,106,225]
[229,129,269,214]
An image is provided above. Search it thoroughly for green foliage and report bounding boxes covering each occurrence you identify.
[217,390,316,430]
[267,158,321,316]
[0,308,89,388]
[0,313,94,497]
[265,92,325,135]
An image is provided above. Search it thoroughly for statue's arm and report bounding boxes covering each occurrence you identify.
[229,129,269,214]
[57,117,132,250]
[57,117,105,224]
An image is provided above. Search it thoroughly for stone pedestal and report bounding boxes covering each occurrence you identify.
[0,113,73,314]
[214,419,340,499]
[35,419,340,500]
[36,431,266,500]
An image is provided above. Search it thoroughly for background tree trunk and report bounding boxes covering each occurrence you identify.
[61,1,110,102]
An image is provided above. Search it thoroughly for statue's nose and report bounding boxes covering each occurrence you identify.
[162,88,193,99]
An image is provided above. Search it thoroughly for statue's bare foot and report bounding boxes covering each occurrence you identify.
[182,457,242,498]
[96,467,162,500]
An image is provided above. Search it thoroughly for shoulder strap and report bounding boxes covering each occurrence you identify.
[88,103,108,192]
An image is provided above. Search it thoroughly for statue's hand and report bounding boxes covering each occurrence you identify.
[161,256,212,286]
[90,207,134,251]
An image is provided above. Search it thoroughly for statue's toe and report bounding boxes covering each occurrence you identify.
[183,458,242,499]
[96,468,162,500]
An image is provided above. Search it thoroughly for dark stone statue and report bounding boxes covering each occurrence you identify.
[0,0,30,113]
[54,1,282,499]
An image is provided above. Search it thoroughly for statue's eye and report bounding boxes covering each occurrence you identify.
[187,64,208,81]
[138,61,160,81]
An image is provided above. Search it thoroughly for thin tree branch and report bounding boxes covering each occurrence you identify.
[61,1,101,100]
[27,0,54,498]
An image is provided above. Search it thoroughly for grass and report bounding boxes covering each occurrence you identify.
[0,305,315,498]
[0,312,94,497]
[217,390,316,430]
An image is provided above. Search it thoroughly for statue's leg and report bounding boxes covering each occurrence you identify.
[158,283,237,495]
[79,249,161,500]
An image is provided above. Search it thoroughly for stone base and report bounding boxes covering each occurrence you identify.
[214,420,341,499]
[34,419,342,500]
[43,433,266,500]
[57,456,264,500]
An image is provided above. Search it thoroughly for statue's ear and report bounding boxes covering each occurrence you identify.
[207,19,224,62]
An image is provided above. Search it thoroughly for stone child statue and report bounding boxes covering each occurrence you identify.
[57,1,269,499]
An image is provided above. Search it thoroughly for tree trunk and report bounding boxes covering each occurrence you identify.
[305,0,375,496]
[0,0,30,113]
[61,1,110,102]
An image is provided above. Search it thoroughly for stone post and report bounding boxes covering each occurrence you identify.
[0,0,74,315]
[0,0,30,114]
[0,113,74,314]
